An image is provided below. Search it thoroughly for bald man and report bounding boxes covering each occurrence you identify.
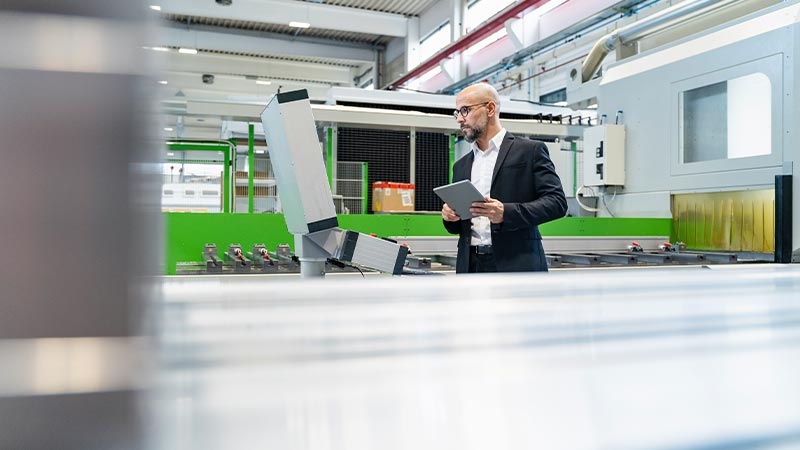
[442,83,567,273]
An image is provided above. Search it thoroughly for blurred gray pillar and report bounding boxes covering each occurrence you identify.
[0,2,161,450]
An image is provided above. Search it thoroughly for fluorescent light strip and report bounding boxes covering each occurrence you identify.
[289,21,310,29]
[149,5,161,11]
[255,80,272,85]
[178,47,198,55]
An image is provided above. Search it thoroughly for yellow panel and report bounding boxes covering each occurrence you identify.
[742,199,754,251]
[671,190,774,252]
[730,199,742,250]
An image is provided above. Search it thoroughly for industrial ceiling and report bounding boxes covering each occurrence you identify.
[153,0,440,136]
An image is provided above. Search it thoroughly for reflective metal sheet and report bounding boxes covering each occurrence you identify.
[153,265,800,450]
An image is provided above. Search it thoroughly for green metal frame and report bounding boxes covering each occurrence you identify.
[361,162,369,214]
[167,141,234,213]
[163,213,671,274]
[248,124,255,213]
[448,134,456,183]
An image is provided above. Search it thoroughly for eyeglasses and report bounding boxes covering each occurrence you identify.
[453,102,489,119]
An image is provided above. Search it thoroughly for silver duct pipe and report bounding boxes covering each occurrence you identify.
[581,0,742,83]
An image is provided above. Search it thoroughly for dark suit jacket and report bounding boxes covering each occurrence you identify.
[443,132,567,273]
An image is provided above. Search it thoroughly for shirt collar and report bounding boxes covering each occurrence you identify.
[472,128,507,157]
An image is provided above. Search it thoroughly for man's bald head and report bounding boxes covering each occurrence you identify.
[458,83,501,111]
[455,82,503,149]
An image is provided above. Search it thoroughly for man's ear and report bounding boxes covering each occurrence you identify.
[487,101,497,117]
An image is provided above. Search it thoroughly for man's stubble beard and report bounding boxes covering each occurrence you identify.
[462,118,486,143]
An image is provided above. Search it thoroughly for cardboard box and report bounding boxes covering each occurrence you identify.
[372,182,415,212]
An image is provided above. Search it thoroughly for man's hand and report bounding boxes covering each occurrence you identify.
[442,203,460,222]
[470,197,504,223]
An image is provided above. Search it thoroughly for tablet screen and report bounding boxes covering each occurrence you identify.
[433,180,486,220]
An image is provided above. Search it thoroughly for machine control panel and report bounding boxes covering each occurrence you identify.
[583,124,625,187]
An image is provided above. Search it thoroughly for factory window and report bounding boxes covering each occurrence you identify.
[184,190,196,196]
[419,21,450,63]
[681,72,771,163]
[163,189,174,196]
[540,88,566,105]
[465,0,514,32]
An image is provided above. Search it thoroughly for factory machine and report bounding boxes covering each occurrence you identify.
[260,89,409,277]
[567,0,800,262]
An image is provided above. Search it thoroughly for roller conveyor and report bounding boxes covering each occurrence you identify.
[625,251,673,263]
[684,250,738,263]
[551,253,600,265]
[584,252,638,264]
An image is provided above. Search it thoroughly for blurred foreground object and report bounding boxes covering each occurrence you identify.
[0,2,160,450]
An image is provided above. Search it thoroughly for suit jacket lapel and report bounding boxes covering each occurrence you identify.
[491,132,514,188]
[460,151,475,181]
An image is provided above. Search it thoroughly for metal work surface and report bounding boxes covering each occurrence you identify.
[153,265,800,450]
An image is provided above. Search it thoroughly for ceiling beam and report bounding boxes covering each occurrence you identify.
[159,26,376,63]
[164,51,355,85]
[158,0,408,37]
[188,101,575,137]
[161,72,333,101]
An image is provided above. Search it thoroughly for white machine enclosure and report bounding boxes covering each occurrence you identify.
[579,0,798,245]
[583,124,625,187]
[305,228,408,275]
[261,90,338,234]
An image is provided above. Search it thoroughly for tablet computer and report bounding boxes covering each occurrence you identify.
[433,179,486,220]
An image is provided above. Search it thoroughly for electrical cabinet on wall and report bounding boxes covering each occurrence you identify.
[583,124,625,186]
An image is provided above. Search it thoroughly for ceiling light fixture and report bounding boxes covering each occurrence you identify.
[149,5,161,11]
[255,80,272,85]
[151,46,170,52]
[289,21,310,29]
[178,47,198,55]
[158,80,168,85]
[164,127,174,132]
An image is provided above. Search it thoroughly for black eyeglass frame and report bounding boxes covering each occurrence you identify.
[453,102,489,119]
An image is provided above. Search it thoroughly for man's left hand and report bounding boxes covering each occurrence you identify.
[470,197,504,223]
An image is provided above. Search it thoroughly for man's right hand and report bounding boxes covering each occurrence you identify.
[442,203,460,222]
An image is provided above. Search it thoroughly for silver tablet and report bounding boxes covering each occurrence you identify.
[433,179,486,220]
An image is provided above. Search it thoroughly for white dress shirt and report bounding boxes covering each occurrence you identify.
[470,128,506,246]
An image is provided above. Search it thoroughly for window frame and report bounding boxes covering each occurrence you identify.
[669,53,783,176]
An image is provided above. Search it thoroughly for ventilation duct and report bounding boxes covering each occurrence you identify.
[581,0,741,83]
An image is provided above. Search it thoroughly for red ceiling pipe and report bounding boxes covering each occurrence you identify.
[387,0,553,90]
